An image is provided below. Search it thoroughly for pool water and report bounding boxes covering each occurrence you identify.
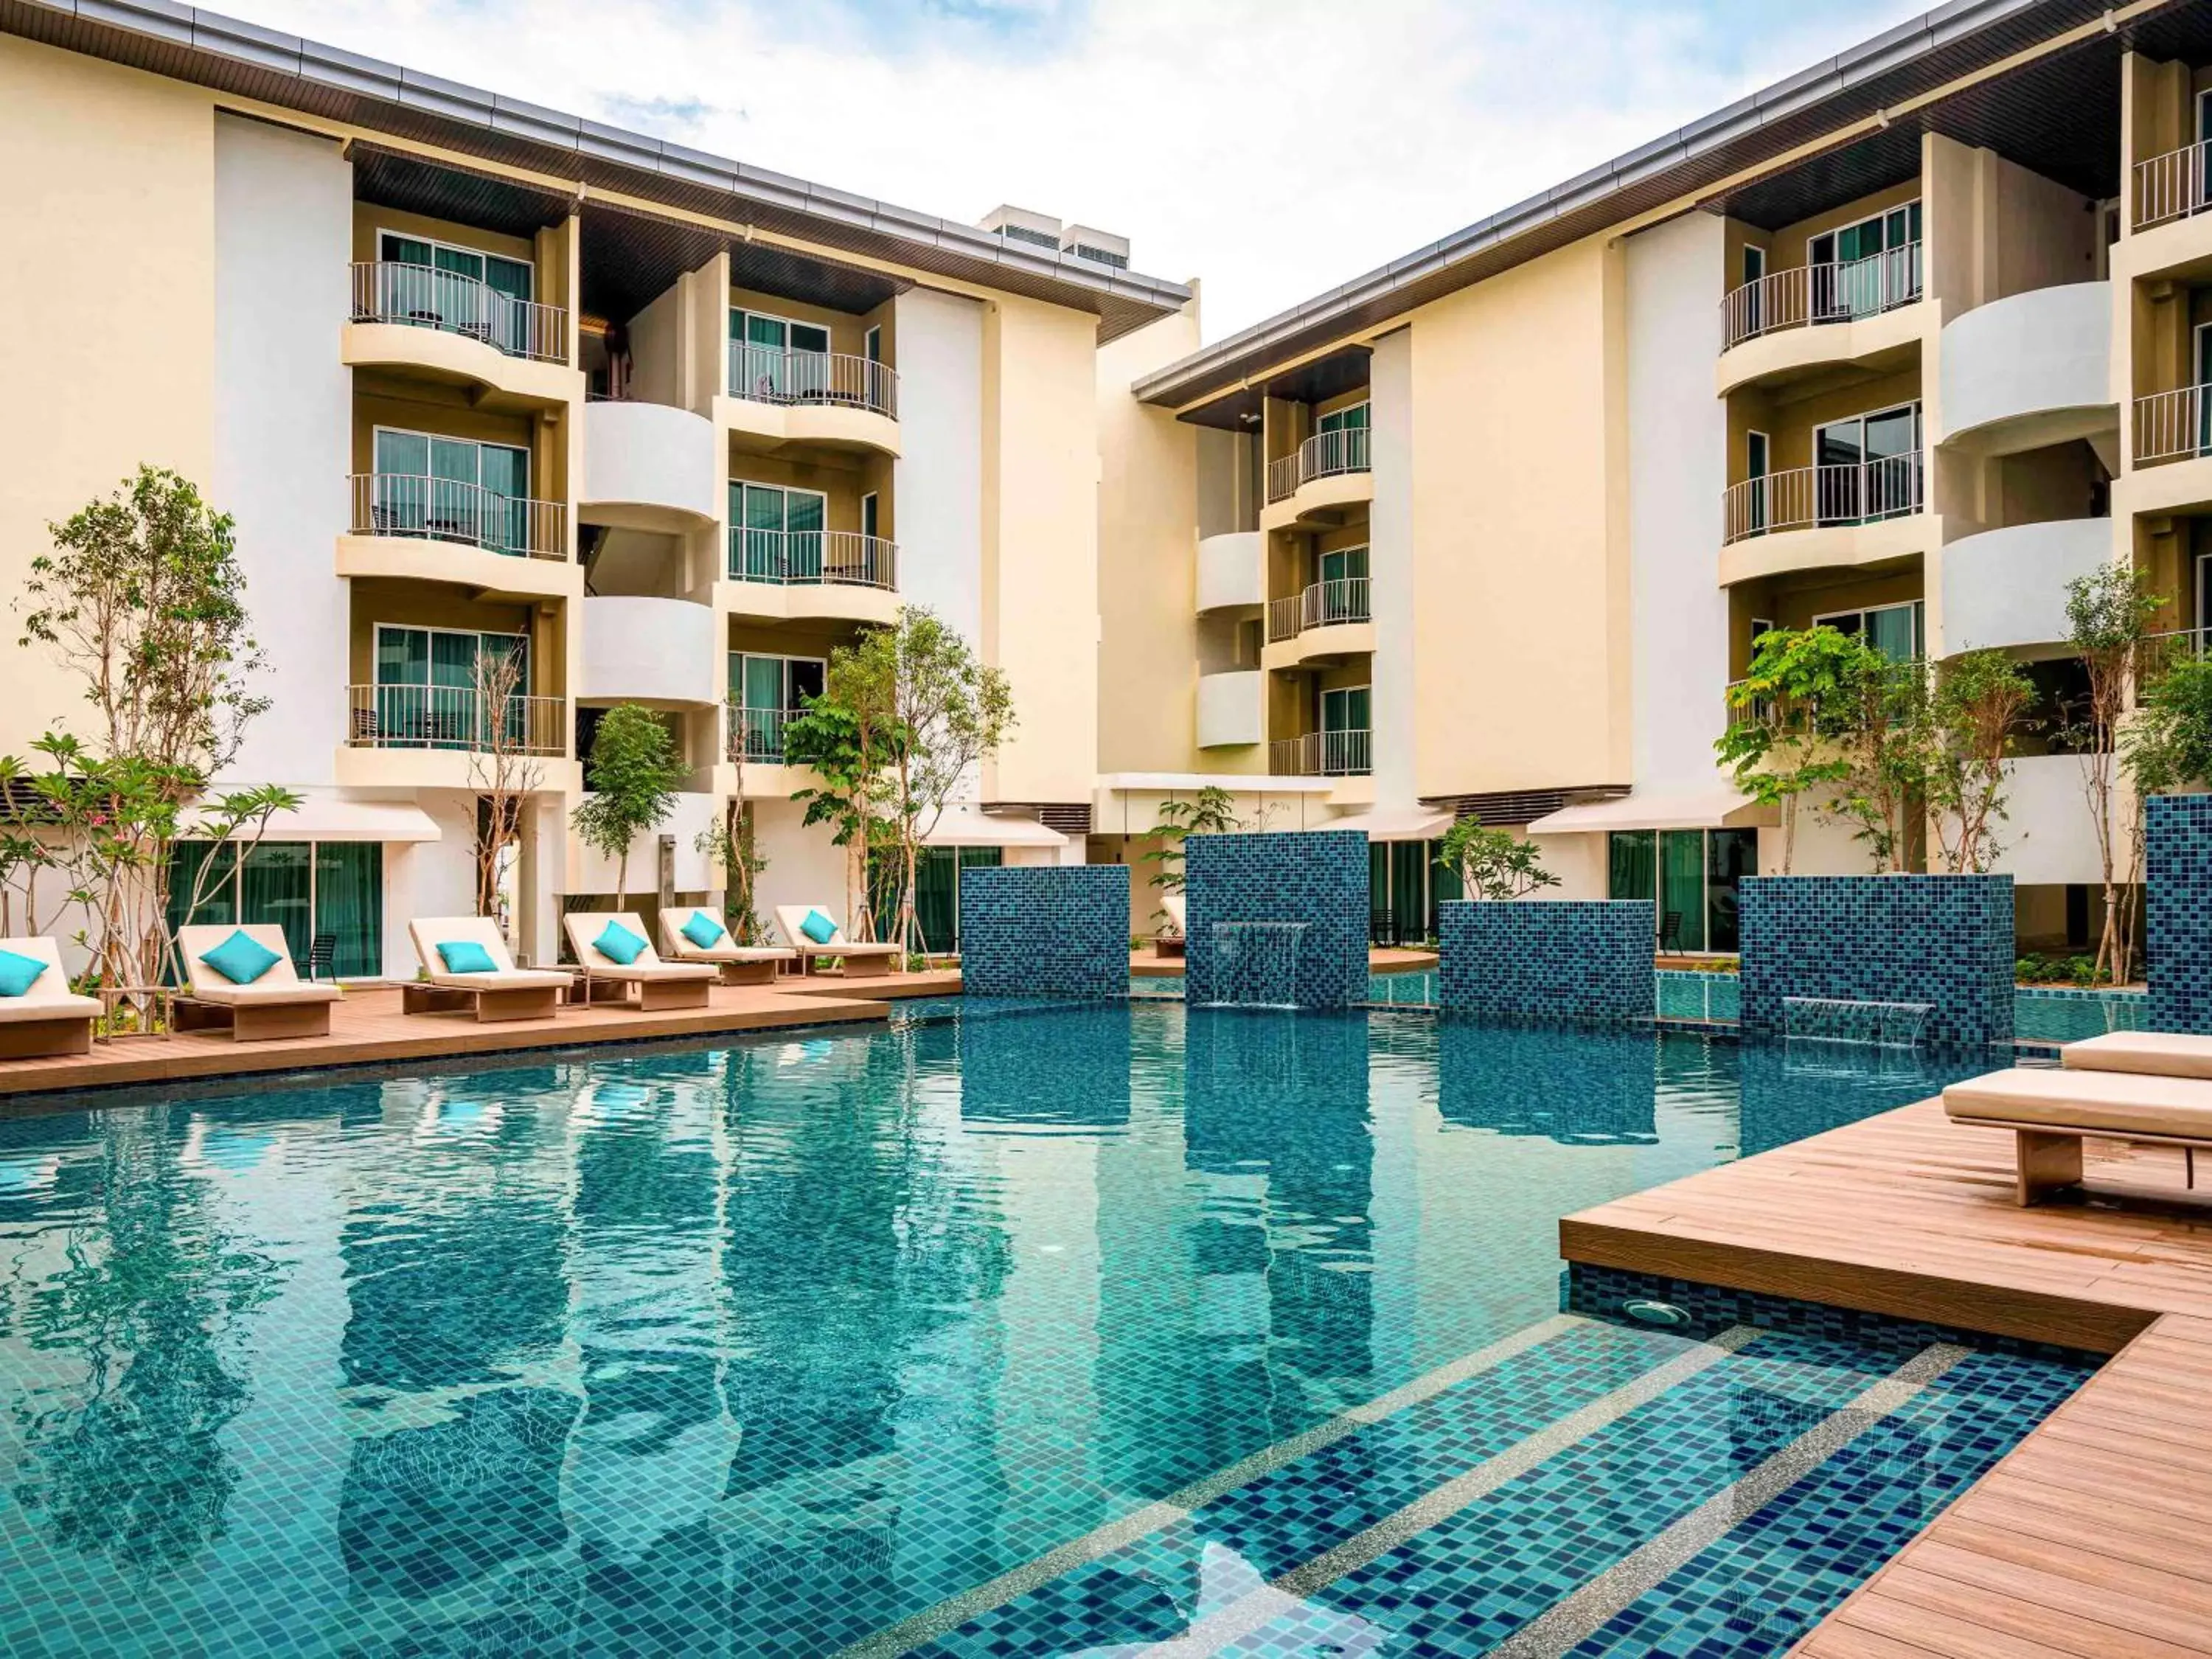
[0,1004,2086,1657]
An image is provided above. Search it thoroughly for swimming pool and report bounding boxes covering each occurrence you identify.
[0,1004,2086,1656]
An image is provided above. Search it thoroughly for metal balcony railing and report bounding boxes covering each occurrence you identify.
[1721,452,1924,545]
[347,686,566,754]
[1265,425,1372,504]
[1267,577,1372,642]
[727,344,897,419]
[349,262,568,364]
[1270,729,1371,777]
[2135,385,2212,468]
[726,704,791,763]
[1719,242,1923,349]
[2134,139,2212,231]
[726,529,898,589]
[349,474,567,560]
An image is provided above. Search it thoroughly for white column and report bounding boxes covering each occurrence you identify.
[1369,328,1417,809]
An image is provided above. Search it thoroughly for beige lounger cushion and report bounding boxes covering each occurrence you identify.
[2062,1031,2212,1081]
[0,938,100,1020]
[773,905,900,956]
[1944,1065,2212,1141]
[656,908,796,965]
[564,914,716,982]
[178,923,342,1004]
[408,917,571,990]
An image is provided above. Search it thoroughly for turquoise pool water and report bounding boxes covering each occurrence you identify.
[0,1004,2084,1656]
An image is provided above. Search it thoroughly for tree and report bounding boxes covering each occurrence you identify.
[2062,566,2166,982]
[1818,643,1927,874]
[785,695,890,940]
[2129,655,2212,794]
[569,705,686,910]
[1435,816,1559,901]
[1138,785,1242,931]
[13,467,282,989]
[1716,626,1858,873]
[466,636,541,932]
[1925,650,2036,874]
[695,799,768,945]
[836,610,1013,961]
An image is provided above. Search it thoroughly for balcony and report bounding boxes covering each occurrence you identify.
[580,597,720,706]
[1261,428,1373,530]
[2121,141,2212,281]
[1937,282,2112,456]
[721,529,901,625]
[1263,577,1374,670]
[1718,453,1932,583]
[1938,518,2110,654]
[580,401,717,530]
[1270,729,1371,778]
[719,344,900,457]
[338,683,571,790]
[2126,386,2212,515]
[1196,669,1262,748]
[1716,245,1923,395]
[338,474,574,598]
[344,262,574,406]
[1197,530,1264,613]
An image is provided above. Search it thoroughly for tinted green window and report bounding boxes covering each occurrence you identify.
[1705,830,1758,955]
[240,841,313,969]
[1391,841,1427,943]
[1607,831,1655,902]
[1660,830,1707,953]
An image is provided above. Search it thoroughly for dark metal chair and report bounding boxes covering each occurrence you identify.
[1659,912,1685,955]
[307,933,338,981]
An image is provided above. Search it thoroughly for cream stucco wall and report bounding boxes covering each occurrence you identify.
[983,295,1104,804]
[1408,234,1631,798]
[0,35,215,752]
[1096,298,1213,776]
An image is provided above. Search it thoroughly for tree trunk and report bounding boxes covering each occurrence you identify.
[616,846,628,915]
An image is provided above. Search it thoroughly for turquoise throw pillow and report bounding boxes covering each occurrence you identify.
[800,908,837,945]
[436,940,498,975]
[0,948,46,998]
[681,911,726,950]
[201,929,281,986]
[595,920,648,965]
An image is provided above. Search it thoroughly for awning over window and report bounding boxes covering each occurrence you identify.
[1318,807,1452,842]
[1525,785,1764,836]
[186,794,442,844]
[922,804,1068,849]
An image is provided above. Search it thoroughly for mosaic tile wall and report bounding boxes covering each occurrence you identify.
[2148,793,2212,1034]
[1437,901,1656,1022]
[958,864,1130,998]
[1738,875,2014,1048]
[1185,830,1368,1009]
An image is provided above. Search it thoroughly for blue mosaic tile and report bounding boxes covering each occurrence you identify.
[1439,901,1655,1022]
[1186,832,1368,1009]
[1738,875,2014,1048]
[959,863,1129,998]
[2149,793,2212,1033]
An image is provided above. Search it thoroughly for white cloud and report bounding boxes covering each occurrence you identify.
[230,0,1928,340]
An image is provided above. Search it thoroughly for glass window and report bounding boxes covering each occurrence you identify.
[1321,686,1369,731]
[1608,830,1656,902]
[1317,403,1369,434]
[240,841,313,970]
[1660,829,1707,953]
[1705,830,1758,954]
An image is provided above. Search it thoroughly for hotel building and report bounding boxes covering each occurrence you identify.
[5,0,2212,968]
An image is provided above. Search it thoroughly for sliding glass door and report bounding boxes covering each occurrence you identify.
[376,231,533,349]
[164,842,384,978]
[373,626,529,747]
[730,482,827,582]
[372,429,530,552]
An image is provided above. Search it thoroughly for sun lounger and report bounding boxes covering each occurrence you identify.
[1944,1065,2212,1205]
[773,905,902,978]
[2061,1030,2212,1080]
[175,924,344,1041]
[0,936,102,1059]
[656,908,796,985]
[564,913,716,1010]
[406,917,571,1021]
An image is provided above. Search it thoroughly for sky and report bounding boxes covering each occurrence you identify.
[236,0,1933,342]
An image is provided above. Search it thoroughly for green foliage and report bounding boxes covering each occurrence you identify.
[1716,626,1862,873]
[2128,655,2212,796]
[571,704,686,908]
[2062,564,2168,985]
[1138,786,1242,928]
[1433,816,1559,902]
[694,800,768,945]
[1924,650,2037,874]
[2016,952,2104,987]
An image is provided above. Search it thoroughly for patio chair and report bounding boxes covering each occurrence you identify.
[1944,1062,2212,1206]
[773,905,902,978]
[176,924,344,1042]
[1659,912,1685,954]
[563,912,717,1011]
[656,908,796,986]
[0,936,102,1060]
[406,917,571,1021]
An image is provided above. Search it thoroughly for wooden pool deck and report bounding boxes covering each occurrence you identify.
[0,970,961,1103]
[1562,1099,2212,1658]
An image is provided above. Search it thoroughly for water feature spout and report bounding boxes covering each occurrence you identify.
[1205,921,1309,1009]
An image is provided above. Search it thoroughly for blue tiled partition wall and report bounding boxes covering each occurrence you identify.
[959,864,1130,998]
[1437,900,1655,1022]
[1185,830,1368,1009]
[1738,874,2014,1048]
[2148,794,2212,1033]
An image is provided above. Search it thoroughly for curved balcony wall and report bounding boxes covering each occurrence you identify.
[581,401,717,529]
[1197,532,1264,613]
[580,596,719,706]
[1938,282,2112,455]
[1196,670,1263,748]
[1939,517,2110,654]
